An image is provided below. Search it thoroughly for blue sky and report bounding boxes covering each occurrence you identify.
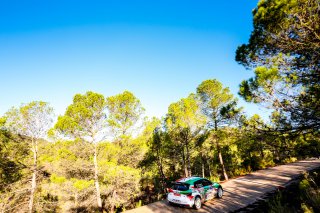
[0,0,269,119]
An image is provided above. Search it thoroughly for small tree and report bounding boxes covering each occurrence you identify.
[4,101,53,213]
[53,91,107,211]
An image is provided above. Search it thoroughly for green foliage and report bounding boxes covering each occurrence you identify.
[50,173,67,184]
[165,94,206,177]
[4,101,54,139]
[100,162,142,210]
[267,192,292,213]
[107,90,145,138]
[71,179,94,191]
[54,91,107,142]
[1,85,319,212]
[236,0,320,133]
[166,94,205,130]
[300,178,310,191]
[0,116,6,126]
[197,79,241,129]
[301,203,314,213]
[263,171,320,213]
[0,129,29,192]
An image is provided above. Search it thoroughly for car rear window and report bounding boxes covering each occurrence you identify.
[171,183,190,191]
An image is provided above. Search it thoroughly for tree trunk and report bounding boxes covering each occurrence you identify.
[201,152,205,178]
[157,158,166,182]
[208,161,212,178]
[28,138,37,213]
[218,149,228,181]
[202,162,205,178]
[156,148,166,193]
[214,125,228,181]
[93,144,103,211]
[110,190,117,213]
[181,147,188,177]
[75,193,78,208]
[216,138,228,181]
[259,139,265,158]
[185,141,192,177]
[156,146,165,181]
[213,121,228,181]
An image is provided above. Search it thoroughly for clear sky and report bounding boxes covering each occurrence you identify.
[0,0,269,119]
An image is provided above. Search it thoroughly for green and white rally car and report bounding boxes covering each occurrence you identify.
[167,176,223,210]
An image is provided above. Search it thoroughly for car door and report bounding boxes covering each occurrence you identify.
[194,180,205,198]
[202,179,214,200]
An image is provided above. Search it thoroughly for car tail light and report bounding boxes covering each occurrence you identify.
[168,188,174,193]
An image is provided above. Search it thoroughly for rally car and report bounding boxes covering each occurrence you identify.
[167,176,223,210]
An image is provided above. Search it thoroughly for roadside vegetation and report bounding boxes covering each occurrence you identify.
[0,0,319,212]
[250,171,320,213]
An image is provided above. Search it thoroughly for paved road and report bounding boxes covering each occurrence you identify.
[126,159,320,213]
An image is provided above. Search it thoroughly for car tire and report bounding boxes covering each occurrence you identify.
[216,187,223,198]
[193,196,202,210]
[168,201,175,206]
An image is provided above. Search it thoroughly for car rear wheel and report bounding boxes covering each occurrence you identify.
[216,187,223,198]
[193,196,202,210]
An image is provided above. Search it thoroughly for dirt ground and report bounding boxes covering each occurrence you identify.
[125,159,320,213]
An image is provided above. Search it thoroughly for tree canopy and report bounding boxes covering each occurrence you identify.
[107,90,145,139]
[54,91,108,142]
[236,0,320,134]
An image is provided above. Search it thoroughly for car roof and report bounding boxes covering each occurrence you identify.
[175,176,203,185]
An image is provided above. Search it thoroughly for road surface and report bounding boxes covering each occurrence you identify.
[126,159,320,213]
